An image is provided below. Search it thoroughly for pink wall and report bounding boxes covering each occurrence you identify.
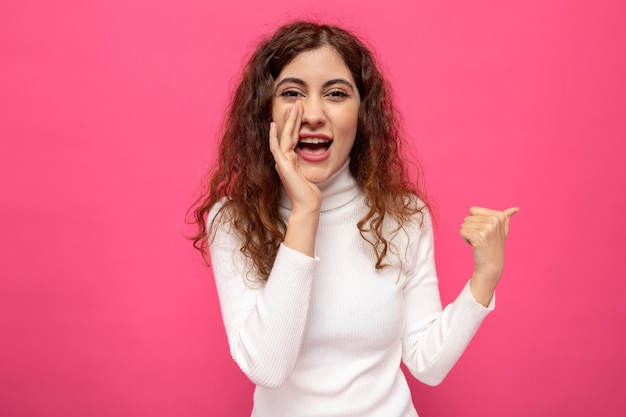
[1,0,625,416]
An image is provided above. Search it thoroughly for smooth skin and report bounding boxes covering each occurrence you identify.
[463,206,519,306]
[270,46,361,185]
[269,46,518,306]
[269,46,360,258]
[269,101,321,258]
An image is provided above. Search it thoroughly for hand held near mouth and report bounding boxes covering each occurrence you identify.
[269,100,322,257]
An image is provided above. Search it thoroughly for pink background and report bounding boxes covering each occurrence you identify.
[2,0,625,416]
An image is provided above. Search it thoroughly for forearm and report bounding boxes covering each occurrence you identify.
[208,202,318,388]
[469,271,499,307]
[283,209,319,258]
[402,211,494,385]
[213,243,317,388]
[227,245,316,387]
[403,282,494,386]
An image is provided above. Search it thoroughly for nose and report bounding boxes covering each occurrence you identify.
[301,97,326,127]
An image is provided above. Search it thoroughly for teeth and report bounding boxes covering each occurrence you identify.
[299,138,331,144]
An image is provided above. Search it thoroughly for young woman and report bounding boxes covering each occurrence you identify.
[191,21,518,417]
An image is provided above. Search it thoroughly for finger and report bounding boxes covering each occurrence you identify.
[467,207,508,234]
[460,227,479,246]
[469,206,519,218]
[503,207,520,218]
[269,121,277,146]
[278,105,294,153]
[269,121,280,158]
[463,215,493,225]
[469,206,500,216]
[461,224,488,234]
[291,101,303,150]
[284,100,302,153]
[283,103,292,121]
[503,207,519,236]
[461,218,498,245]
[280,101,302,154]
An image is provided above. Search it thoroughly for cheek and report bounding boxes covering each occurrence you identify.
[339,108,360,136]
[270,105,284,133]
[271,103,295,133]
[271,99,285,122]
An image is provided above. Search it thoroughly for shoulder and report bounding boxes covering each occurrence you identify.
[207,197,236,241]
[397,194,431,232]
[379,196,431,261]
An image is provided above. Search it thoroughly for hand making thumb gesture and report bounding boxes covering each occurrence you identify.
[460,206,519,307]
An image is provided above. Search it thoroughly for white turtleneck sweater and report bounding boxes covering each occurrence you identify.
[208,160,494,417]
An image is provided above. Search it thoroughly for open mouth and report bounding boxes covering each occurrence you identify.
[297,138,333,155]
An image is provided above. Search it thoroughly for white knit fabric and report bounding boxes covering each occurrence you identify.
[208,160,494,417]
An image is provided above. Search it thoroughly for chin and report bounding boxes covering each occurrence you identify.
[302,167,332,185]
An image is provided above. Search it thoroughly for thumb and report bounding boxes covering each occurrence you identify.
[503,207,520,236]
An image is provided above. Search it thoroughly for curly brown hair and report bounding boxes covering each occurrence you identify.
[189,21,430,281]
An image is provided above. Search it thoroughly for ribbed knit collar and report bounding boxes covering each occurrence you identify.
[280,159,362,213]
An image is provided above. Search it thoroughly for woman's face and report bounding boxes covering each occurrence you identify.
[271,46,361,184]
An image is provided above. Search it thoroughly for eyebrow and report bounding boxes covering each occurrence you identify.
[274,77,356,92]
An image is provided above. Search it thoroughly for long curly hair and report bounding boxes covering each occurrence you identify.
[189,21,430,281]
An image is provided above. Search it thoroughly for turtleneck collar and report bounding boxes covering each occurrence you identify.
[280,159,361,213]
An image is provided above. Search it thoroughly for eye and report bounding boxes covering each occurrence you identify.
[326,89,350,100]
[279,89,304,98]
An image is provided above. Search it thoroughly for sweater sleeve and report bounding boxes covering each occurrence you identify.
[401,211,494,386]
[208,203,318,388]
